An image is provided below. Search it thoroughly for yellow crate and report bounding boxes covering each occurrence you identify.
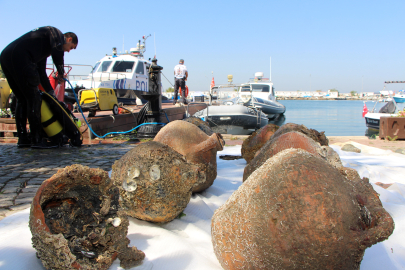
[0,79,12,109]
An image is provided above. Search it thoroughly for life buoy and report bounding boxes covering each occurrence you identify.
[179,86,189,97]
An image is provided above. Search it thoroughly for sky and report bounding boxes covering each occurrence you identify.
[1,0,404,93]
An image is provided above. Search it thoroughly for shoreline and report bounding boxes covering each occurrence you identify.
[276,97,387,101]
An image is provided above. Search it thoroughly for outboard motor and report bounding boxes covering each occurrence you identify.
[137,58,165,138]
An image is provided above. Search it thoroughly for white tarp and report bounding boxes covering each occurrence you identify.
[0,144,404,270]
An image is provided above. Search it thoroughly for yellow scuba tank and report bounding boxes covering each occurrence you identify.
[41,99,63,137]
[0,78,12,109]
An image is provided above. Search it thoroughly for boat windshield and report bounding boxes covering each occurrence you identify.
[241,85,270,92]
[253,85,270,92]
[210,86,241,104]
[99,61,112,72]
[112,61,135,73]
[91,62,101,73]
[135,61,145,74]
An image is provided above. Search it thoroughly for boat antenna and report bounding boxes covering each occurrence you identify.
[154,32,156,58]
[142,34,151,57]
[123,35,124,54]
[270,57,272,81]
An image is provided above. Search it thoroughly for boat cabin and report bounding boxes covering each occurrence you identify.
[240,72,276,101]
[88,54,150,92]
[69,36,156,105]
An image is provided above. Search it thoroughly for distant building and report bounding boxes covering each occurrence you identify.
[360,92,374,97]
[276,91,301,97]
[327,89,339,98]
[313,91,327,97]
[275,91,332,98]
[380,90,394,97]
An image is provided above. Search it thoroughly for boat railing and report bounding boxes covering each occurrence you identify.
[256,107,263,127]
[209,84,242,105]
[186,102,209,123]
[247,78,271,82]
[245,105,264,128]
[370,92,399,113]
[98,72,127,81]
[46,64,93,84]
[64,64,95,88]
[249,84,255,109]
[68,75,89,80]
[63,64,127,89]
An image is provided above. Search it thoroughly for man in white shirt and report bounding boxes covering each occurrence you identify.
[173,59,188,105]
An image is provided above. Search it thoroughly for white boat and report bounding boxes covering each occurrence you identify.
[365,113,396,130]
[365,100,403,130]
[194,84,269,135]
[238,72,286,118]
[67,35,155,105]
[393,90,405,103]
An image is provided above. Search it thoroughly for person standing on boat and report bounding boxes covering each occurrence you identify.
[173,59,188,105]
[0,26,78,148]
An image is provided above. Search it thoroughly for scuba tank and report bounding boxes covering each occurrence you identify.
[41,99,63,138]
[40,92,83,147]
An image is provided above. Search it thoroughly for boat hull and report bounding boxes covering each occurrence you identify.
[365,112,396,130]
[194,104,269,133]
[245,97,286,118]
[393,96,405,103]
[116,89,145,105]
[365,115,380,130]
[208,114,268,130]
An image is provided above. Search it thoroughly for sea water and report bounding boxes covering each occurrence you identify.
[271,100,391,136]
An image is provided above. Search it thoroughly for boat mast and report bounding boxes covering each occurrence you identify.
[154,33,156,58]
[270,57,272,82]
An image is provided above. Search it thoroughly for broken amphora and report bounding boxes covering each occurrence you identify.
[29,164,144,270]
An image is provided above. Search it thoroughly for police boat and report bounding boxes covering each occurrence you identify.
[66,35,155,105]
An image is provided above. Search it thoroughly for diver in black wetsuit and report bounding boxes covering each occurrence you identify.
[0,26,77,148]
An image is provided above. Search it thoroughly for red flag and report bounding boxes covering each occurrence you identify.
[210,77,215,89]
[362,103,368,117]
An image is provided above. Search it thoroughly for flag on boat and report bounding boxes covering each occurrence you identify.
[362,102,368,117]
[210,77,215,89]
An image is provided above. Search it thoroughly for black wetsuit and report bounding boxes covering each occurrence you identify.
[0,26,66,144]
